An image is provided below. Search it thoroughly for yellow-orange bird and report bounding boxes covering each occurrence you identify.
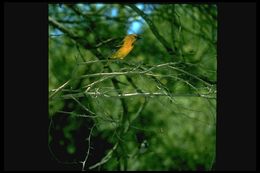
[111,34,141,59]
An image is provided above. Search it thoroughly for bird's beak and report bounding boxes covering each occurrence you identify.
[136,35,142,40]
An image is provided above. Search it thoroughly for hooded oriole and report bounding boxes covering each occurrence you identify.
[111,34,141,59]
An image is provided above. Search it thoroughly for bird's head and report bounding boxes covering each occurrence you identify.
[124,34,141,45]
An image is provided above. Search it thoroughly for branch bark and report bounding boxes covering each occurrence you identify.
[127,4,175,56]
[49,16,130,169]
[59,91,216,100]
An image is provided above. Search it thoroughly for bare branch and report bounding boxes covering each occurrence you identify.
[81,124,95,171]
[60,91,216,100]
[49,16,95,49]
[70,95,95,115]
[56,111,119,123]
[127,4,175,56]
[49,80,71,99]
[89,142,119,170]
[57,111,96,118]
[78,62,179,79]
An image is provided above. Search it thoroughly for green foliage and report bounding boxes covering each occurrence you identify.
[49,3,217,171]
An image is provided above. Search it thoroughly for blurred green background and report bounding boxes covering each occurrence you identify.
[49,3,217,171]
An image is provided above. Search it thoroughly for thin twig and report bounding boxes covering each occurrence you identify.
[49,80,71,99]
[59,91,216,100]
[56,110,119,123]
[127,4,175,55]
[49,16,94,49]
[70,95,95,115]
[57,111,96,118]
[88,142,119,170]
[81,124,95,171]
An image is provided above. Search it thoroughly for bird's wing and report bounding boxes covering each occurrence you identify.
[115,39,124,48]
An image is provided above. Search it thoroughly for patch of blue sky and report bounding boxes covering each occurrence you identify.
[127,20,143,34]
[127,4,155,34]
[77,3,90,11]
[111,8,118,17]
[57,5,64,13]
[136,3,154,14]
[96,3,104,9]
[50,28,63,36]
[136,3,144,10]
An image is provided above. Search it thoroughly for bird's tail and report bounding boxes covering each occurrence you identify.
[110,51,118,59]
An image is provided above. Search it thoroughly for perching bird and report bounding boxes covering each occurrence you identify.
[111,34,141,59]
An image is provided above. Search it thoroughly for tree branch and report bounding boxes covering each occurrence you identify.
[89,142,119,170]
[49,16,94,49]
[49,16,130,169]
[60,91,216,100]
[49,80,71,99]
[81,124,95,171]
[127,4,175,56]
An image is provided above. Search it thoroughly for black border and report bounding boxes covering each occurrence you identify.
[4,3,56,170]
[4,2,256,171]
[216,3,256,171]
